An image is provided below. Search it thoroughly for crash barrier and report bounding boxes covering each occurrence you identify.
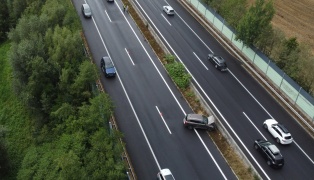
[182,0,314,126]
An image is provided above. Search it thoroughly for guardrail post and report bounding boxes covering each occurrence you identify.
[279,73,285,90]
[294,87,302,105]
[265,59,270,74]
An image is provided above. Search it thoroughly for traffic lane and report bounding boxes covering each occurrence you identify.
[139,0,314,169]
[81,1,236,179]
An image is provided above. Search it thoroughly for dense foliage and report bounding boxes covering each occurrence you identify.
[203,0,314,95]
[165,55,191,90]
[0,0,126,179]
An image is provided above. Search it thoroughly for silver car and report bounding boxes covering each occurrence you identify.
[81,4,92,18]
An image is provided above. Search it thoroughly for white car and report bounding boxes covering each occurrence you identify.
[163,6,175,15]
[263,119,293,144]
[157,168,175,180]
[81,4,92,18]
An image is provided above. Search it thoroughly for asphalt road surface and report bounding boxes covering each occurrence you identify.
[73,0,314,179]
[73,0,237,179]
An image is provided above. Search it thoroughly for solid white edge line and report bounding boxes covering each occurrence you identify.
[133,1,270,179]
[194,129,227,180]
[156,106,172,134]
[243,112,267,140]
[125,48,135,65]
[193,52,208,70]
[92,8,161,170]
[161,13,172,26]
[230,70,314,164]
[293,141,314,164]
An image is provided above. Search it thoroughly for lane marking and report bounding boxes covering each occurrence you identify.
[133,1,270,179]
[91,8,161,170]
[161,13,172,26]
[193,52,208,70]
[243,112,267,140]
[194,129,227,180]
[156,106,172,134]
[105,10,112,22]
[229,71,314,165]
[125,48,135,65]
[115,2,187,116]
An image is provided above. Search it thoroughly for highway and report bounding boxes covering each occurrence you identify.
[132,0,314,179]
[73,0,236,179]
[73,0,314,179]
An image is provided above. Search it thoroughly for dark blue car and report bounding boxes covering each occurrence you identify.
[101,56,116,77]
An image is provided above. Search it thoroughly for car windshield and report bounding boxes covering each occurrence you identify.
[164,175,175,180]
[85,6,91,13]
[105,62,114,68]
[202,115,208,124]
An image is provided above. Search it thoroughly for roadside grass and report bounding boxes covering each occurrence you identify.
[0,41,34,178]
[122,0,258,179]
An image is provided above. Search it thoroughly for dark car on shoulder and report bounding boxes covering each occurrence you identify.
[101,56,116,77]
[207,53,227,71]
[254,139,284,169]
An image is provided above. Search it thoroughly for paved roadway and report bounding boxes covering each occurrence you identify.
[73,0,237,179]
[132,0,314,179]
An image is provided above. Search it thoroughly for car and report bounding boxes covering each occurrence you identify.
[157,168,175,180]
[207,53,227,71]
[100,56,116,77]
[163,6,175,15]
[183,114,216,131]
[254,139,284,168]
[81,4,92,18]
[263,119,293,144]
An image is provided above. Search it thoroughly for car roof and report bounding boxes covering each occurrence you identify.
[276,124,290,134]
[214,56,226,63]
[187,114,204,122]
[83,3,90,9]
[164,6,174,10]
[268,144,280,155]
[160,168,172,176]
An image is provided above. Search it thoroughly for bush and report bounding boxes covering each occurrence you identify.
[165,62,191,89]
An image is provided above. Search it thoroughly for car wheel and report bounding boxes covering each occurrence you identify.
[267,160,271,166]
[188,126,193,130]
[276,138,281,144]
[254,144,258,150]
[263,124,268,129]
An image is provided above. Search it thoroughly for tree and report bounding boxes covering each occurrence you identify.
[220,0,246,28]
[236,0,275,46]
[0,0,10,41]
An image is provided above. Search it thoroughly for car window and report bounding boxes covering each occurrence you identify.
[274,128,282,137]
[202,115,208,124]
[189,120,199,124]
[164,174,175,180]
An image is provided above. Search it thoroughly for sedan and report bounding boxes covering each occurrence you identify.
[263,119,293,144]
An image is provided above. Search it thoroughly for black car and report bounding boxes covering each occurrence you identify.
[254,139,284,168]
[183,114,216,131]
[100,56,116,77]
[207,53,227,71]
